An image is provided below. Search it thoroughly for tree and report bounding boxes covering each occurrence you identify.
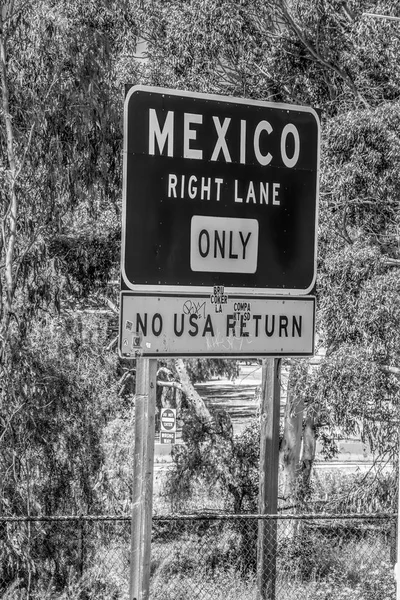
[166,414,260,513]
[0,6,145,590]
[0,0,139,521]
[279,366,304,501]
[0,312,125,592]
[0,1,243,530]
[134,0,400,112]
[135,0,400,502]
[0,1,134,338]
[298,103,400,464]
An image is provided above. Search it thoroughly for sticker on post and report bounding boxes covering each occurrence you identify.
[132,332,142,348]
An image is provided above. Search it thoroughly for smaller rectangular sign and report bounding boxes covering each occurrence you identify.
[160,431,176,444]
[119,292,315,358]
[190,216,259,273]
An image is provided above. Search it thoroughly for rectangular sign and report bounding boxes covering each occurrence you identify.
[119,292,315,358]
[121,86,320,296]
[160,431,176,445]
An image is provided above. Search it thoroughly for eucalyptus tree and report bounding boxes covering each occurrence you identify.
[1,1,126,333]
[134,0,400,112]
[0,0,243,522]
[302,102,400,463]
[0,0,138,517]
[135,0,400,501]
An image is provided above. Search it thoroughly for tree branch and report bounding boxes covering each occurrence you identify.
[0,12,18,335]
[380,365,400,376]
[383,258,400,267]
[106,335,118,352]
[174,359,212,422]
[341,204,355,245]
[278,0,369,107]
[15,122,35,181]
[101,295,119,314]
[157,381,182,390]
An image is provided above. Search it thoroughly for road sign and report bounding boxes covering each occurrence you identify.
[122,86,320,296]
[160,408,176,444]
[119,292,315,357]
[160,408,176,432]
[160,431,176,444]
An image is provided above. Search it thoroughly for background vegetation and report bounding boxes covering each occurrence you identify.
[0,0,399,537]
[1,0,400,598]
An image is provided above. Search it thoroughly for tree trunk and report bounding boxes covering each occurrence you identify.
[0,11,18,345]
[300,411,316,494]
[279,370,304,502]
[174,359,212,422]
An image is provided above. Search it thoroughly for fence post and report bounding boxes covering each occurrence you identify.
[129,357,157,600]
[257,357,281,600]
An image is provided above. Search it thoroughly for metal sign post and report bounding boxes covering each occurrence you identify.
[257,358,281,600]
[129,358,157,600]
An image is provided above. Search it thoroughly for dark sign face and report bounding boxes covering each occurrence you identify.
[121,86,320,295]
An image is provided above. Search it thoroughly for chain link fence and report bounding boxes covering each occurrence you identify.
[0,513,396,599]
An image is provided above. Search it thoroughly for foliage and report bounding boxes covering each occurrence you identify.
[151,517,395,599]
[101,416,135,515]
[305,559,395,600]
[151,567,257,600]
[297,103,400,463]
[311,469,396,513]
[136,0,400,112]
[183,359,239,383]
[0,314,126,594]
[135,0,400,494]
[157,358,239,387]
[0,0,137,329]
[165,415,260,513]
[0,0,139,525]
[0,313,119,517]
